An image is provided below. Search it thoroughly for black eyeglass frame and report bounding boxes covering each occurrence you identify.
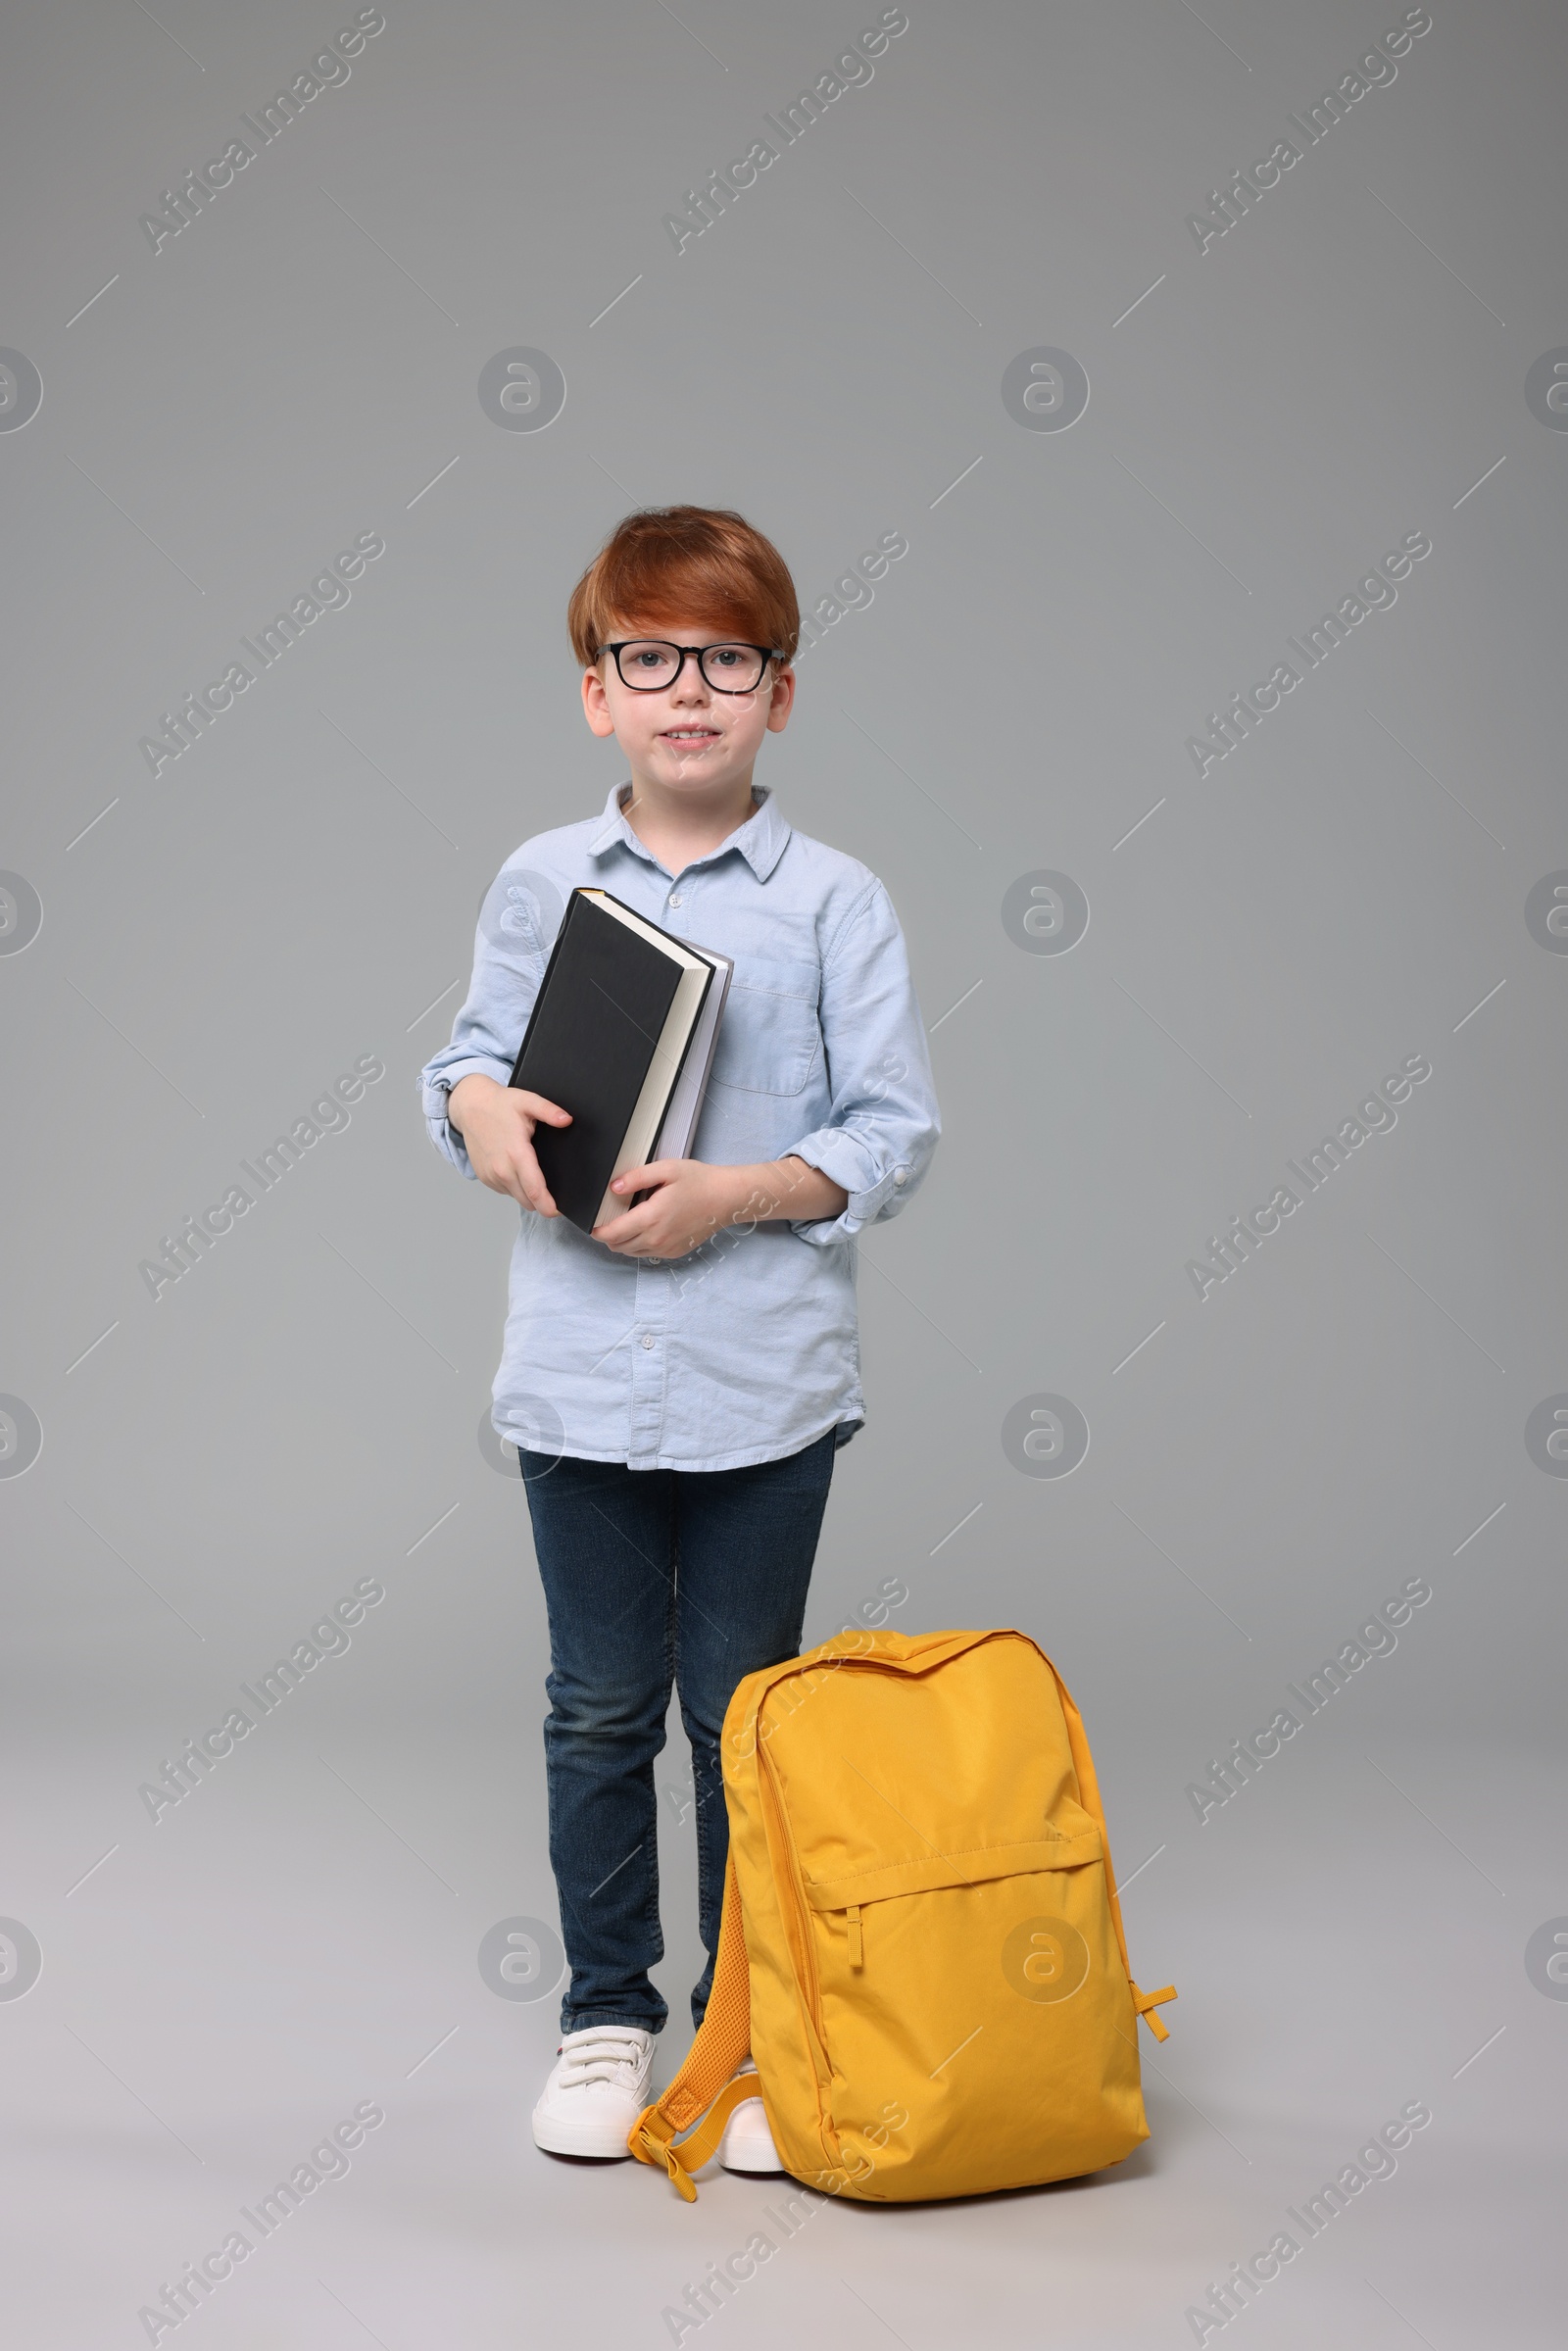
[602,640,783,694]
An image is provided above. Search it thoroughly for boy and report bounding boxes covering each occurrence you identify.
[418,505,940,2171]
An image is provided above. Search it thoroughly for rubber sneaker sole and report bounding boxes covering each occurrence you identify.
[532,2104,641,2159]
[718,2099,787,2174]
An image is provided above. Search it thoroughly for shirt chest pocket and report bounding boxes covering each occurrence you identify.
[708,954,822,1098]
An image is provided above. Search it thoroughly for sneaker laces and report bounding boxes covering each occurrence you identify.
[557,2029,649,2089]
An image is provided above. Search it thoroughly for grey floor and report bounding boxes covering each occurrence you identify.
[7,1404,1563,2347]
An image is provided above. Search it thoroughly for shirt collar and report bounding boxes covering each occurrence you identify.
[586,779,791,883]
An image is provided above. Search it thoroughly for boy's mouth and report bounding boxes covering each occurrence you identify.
[660,727,719,744]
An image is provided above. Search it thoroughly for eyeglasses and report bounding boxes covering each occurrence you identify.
[603,640,779,694]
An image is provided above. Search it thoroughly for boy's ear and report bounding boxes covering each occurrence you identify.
[765,661,797,730]
[581,661,618,738]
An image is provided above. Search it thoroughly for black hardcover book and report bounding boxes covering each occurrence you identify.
[508,887,717,1235]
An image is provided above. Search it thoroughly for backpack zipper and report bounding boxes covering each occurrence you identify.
[758,1737,830,2064]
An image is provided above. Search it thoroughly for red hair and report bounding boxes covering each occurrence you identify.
[566,505,800,670]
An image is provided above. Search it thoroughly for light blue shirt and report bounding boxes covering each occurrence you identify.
[418,781,941,1471]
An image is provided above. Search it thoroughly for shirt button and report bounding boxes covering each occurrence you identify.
[640,1332,656,1349]
[668,892,683,908]
[893,1167,907,1187]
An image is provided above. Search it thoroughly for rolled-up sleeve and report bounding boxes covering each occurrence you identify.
[417,867,551,1180]
[783,879,941,1246]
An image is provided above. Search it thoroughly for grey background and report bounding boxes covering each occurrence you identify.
[3,0,1563,2342]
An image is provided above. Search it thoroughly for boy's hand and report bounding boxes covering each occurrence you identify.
[591,1154,849,1256]
[446,1074,571,1215]
[591,1160,754,1258]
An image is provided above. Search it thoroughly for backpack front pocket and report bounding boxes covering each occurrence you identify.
[804,1837,1149,2201]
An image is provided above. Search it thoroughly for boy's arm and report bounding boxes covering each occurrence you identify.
[778,877,941,1245]
[591,878,936,1260]
[418,865,552,1181]
[590,1150,845,1256]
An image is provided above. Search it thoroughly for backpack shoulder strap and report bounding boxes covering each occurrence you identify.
[628,1850,754,2199]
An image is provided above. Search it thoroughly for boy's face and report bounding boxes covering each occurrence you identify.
[581,616,794,800]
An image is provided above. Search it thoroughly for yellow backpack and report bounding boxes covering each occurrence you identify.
[630,1625,1176,2202]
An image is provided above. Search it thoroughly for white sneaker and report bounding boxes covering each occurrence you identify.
[718,2057,786,2174]
[532,2025,657,2157]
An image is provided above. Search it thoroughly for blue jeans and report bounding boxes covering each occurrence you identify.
[518,1430,836,2037]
